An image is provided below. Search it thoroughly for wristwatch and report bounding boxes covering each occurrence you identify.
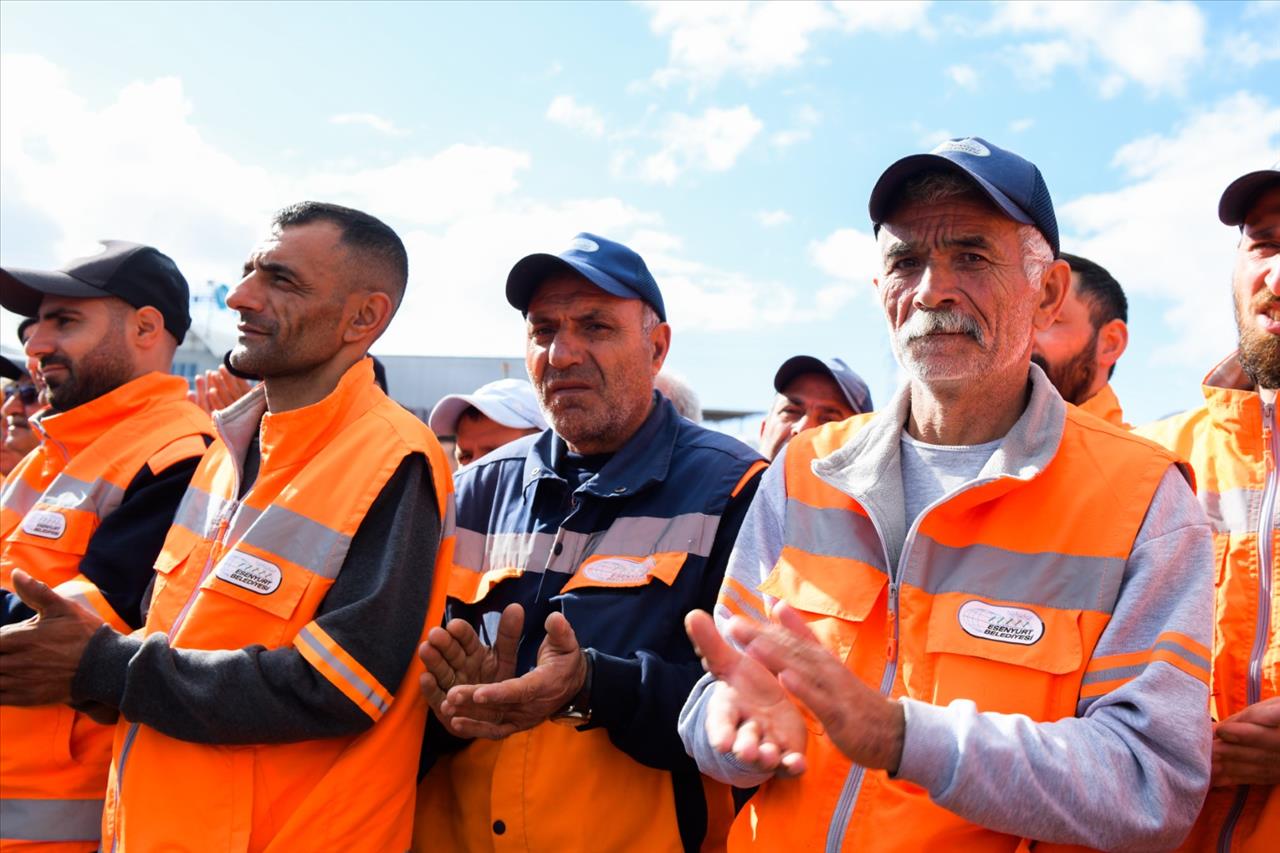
[550,648,594,727]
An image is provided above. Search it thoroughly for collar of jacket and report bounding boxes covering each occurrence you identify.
[522,391,677,499]
[810,363,1066,562]
[35,371,190,458]
[1078,383,1129,429]
[1200,351,1266,435]
[214,357,382,475]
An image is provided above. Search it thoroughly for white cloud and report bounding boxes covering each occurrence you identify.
[991,1,1206,97]
[770,128,812,149]
[946,64,979,90]
[640,105,763,184]
[756,209,792,227]
[1009,117,1035,133]
[644,1,931,89]
[329,112,408,137]
[804,226,883,314]
[545,95,605,137]
[1222,2,1280,68]
[1057,91,1280,368]
[0,55,813,359]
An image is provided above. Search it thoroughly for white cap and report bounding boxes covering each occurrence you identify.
[428,378,549,436]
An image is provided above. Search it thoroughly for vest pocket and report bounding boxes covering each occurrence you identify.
[195,547,311,625]
[758,554,887,665]
[924,593,1084,720]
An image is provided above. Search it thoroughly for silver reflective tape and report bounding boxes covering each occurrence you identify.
[238,505,352,580]
[296,627,389,716]
[0,478,40,518]
[225,503,264,544]
[1153,639,1211,672]
[170,486,216,536]
[454,528,555,575]
[783,500,887,570]
[717,583,767,622]
[1080,662,1148,686]
[1202,487,1262,536]
[0,797,103,842]
[40,472,126,518]
[442,496,457,538]
[911,538,1126,613]
[591,512,720,559]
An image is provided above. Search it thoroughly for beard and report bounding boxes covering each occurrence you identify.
[1236,293,1280,390]
[42,345,135,412]
[1032,329,1100,406]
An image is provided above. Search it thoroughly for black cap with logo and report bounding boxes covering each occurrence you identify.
[0,240,192,344]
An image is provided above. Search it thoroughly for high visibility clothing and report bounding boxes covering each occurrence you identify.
[1139,353,1280,852]
[1076,382,1130,430]
[0,372,213,851]
[718,381,1206,851]
[100,359,455,852]
[416,394,764,852]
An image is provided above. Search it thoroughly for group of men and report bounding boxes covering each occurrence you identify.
[0,140,1274,853]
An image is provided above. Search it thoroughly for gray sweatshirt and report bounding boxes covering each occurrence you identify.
[679,365,1214,851]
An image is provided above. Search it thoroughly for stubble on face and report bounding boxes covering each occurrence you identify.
[42,308,136,412]
[1031,328,1100,405]
[1235,289,1280,389]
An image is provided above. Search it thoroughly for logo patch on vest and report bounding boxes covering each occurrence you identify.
[21,509,66,540]
[581,556,653,584]
[215,551,282,595]
[958,600,1044,645]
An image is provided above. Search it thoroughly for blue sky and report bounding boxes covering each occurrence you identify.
[2,0,1278,424]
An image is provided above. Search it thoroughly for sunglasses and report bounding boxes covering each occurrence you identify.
[3,384,39,406]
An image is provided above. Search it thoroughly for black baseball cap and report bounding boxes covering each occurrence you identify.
[774,355,873,415]
[1,356,23,381]
[1219,163,1280,227]
[16,317,36,344]
[869,136,1060,257]
[507,233,667,321]
[0,240,192,344]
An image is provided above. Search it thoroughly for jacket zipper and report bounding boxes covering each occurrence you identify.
[1217,401,1278,853]
[110,418,244,851]
[823,481,997,852]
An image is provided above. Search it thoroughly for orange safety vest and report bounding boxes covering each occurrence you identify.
[0,372,213,851]
[1139,354,1280,852]
[98,359,455,852]
[1076,383,1130,430]
[734,408,1195,852]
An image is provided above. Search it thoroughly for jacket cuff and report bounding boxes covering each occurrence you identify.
[583,648,637,730]
[71,624,141,709]
[892,697,962,797]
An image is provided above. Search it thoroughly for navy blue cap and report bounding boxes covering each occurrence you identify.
[869,136,1060,257]
[506,233,666,321]
[774,355,873,415]
[1219,163,1280,227]
[0,241,192,343]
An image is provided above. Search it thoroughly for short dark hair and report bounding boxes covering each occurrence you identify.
[1062,252,1127,327]
[271,201,409,305]
[1062,252,1127,380]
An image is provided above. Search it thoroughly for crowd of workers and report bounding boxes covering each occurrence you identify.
[0,137,1275,852]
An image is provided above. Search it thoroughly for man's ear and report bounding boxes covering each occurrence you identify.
[344,290,395,344]
[1096,318,1129,371]
[1032,259,1071,331]
[650,322,672,375]
[132,306,167,351]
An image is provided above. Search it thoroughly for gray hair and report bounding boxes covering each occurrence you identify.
[654,371,702,422]
[640,303,662,335]
[894,169,1053,289]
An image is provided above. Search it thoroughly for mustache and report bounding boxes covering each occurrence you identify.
[237,311,280,334]
[540,365,602,388]
[899,309,985,345]
[38,354,71,372]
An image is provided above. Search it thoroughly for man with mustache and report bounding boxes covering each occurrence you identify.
[681,138,1213,850]
[0,242,214,850]
[758,355,873,461]
[1139,165,1280,851]
[1032,253,1131,427]
[0,203,456,851]
[414,234,766,851]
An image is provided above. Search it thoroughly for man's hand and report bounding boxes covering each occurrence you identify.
[441,610,587,739]
[419,603,523,727]
[1212,696,1280,787]
[190,366,255,414]
[686,609,808,777]
[0,569,105,707]
[729,601,905,773]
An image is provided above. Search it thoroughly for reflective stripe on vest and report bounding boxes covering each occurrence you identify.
[0,797,104,842]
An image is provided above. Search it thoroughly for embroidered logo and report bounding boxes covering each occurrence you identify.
[932,138,991,158]
[958,600,1044,645]
[582,556,653,584]
[215,551,282,595]
[569,237,600,253]
[21,509,66,540]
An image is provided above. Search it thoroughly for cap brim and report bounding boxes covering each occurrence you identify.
[506,254,639,313]
[773,355,863,412]
[0,267,110,316]
[1219,170,1280,226]
[428,395,473,435]
[1,355,24,381]
[868,154,1035,229]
